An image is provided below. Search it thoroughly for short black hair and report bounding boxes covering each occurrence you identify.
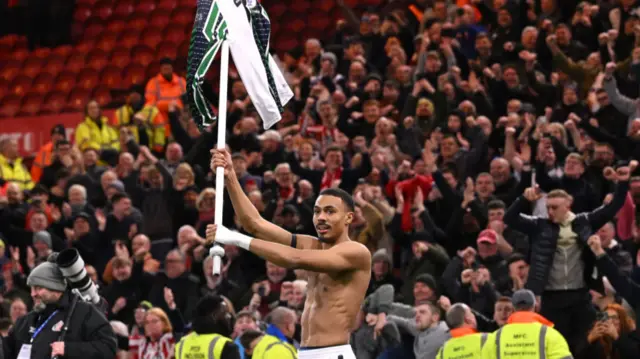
[319,188,355,212]
[0,318,11,331]
[111,192,130,204]
[239,329,264,351]
[487,200,506,210]
[55,139,70,149]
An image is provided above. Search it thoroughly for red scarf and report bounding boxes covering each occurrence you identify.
[386,175,433,232]
[321,167,343,190]
[279,186,294,200]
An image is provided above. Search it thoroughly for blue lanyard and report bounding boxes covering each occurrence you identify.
[31,310,59,343]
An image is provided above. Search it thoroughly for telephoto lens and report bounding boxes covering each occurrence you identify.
[56,248,101,304]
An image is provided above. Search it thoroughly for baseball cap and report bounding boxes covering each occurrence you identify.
[477,229,498,245]
[257,130,282,142]
[512,289,536,308]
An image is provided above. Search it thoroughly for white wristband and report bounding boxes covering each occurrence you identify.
[215,225,254,250]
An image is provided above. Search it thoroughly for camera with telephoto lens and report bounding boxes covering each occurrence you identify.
[55,248,101,305]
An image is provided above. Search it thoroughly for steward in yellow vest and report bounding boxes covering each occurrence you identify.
[112,86,167,154]
[239,330,297,359]
[175,295,241,359]
[437,303,488,359]
[0,139,34,191]
[481,289,572,359]
[75,100,119,152]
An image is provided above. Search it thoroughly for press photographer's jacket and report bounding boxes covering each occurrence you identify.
[3,292,116,359]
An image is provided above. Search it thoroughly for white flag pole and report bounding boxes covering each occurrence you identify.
[210,40,230,276]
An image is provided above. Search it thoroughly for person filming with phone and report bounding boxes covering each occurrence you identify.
[503,160,637,353]
[579,304,640,359]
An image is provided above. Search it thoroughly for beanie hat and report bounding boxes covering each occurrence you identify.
[372,248,391,264]
[33,231,52,248]
[27,260,67,292]
[415,273,438,292]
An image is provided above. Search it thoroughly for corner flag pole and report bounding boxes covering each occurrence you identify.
[211,40,230,277]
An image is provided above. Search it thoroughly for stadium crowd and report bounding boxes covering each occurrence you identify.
[3,0,640,358]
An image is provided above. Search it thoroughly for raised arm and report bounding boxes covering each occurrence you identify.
[211,148,316,249]
[206,224,371,274]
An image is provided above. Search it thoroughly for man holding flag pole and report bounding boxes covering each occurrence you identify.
[187,1,371,358]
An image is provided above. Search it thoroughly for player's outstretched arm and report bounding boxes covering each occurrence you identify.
[207,224,371,273]
[210,148,315,248]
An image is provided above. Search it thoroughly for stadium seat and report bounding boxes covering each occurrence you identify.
[122,64,147,87]
[309,16,331,31]
[285,18,307,34]
[131,45,156,67]
[0,42,13,60]
[73,4,92,24]
[290,1,311,14]
[311,1,335,13]
[75,41,94,55]
[126,13,148,32]
[12,48,29,62]
[9,75,32,97]
[163,24,187,45]
[86,49,109,71]
[141,27,164,49]
[18,93,43,117]
[96,32,119,52]
[44,57,66,77]
[135,0,157,14]
[93,86,112,106]
[145,61,160,80]
[1,60,21,82]
[110,48,131,69]
[65,89,91,112]
[76,68,100,90]
[66,53,87,73]
[94,0,113,21]
[100,65,124,89]
[52,45,73,58]
[149,10,171,28]
[156,41,178,59]
[178,40,190,58]
[0,78,8,99]
[31,73,55,95]
[268,3,287,18]
[54,71,78,92]
[119,32,140,50]
[171,6,194,27]
[157,0,178,12]
[83,22,105,41]
[0,95,21,118]
[113,1,135,18]
[106,19,127,34]
[41,91,68,114]
[22,58,43,79]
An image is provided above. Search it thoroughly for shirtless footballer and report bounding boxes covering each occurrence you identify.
[206,148,371,359]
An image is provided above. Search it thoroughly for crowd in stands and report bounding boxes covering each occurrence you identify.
[3,0,640,358]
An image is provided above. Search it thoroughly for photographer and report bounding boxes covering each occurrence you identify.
[3,257,116,359]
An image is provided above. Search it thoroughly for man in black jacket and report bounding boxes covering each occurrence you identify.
[503,160,636,352]
[3,258,116,359]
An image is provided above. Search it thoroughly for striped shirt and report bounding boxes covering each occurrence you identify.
[129,333,175,359]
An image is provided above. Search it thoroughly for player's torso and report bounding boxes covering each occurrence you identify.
[300,268,370,347]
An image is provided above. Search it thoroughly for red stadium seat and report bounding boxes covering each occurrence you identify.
[22,58,43,79]
[122,64,147,87]
[311,1,335,13]
[268,3,287,18]
[106,19,127,34]
[54,71,77,92]
[285,18,307,34]
[110,48,131,69]
[156,41,177,59]
[100,65,124,89]
[9,75,32,97]
[0,95,21,118]
[96,32,119,52]
[0,78,8,99]
[52,45,73,58]
[41,91,68,114]
[309,16,331,31]
[83,22,105,41]
[86,49,109,71]
[171,6,194,26]
[0,34,19,48]
[157,0,178,12]
[93,86,112,106]
[12,48,29,62]
[1,60,21,82]
[94,0,113,21]
[126,13,148,32]
[73,4,92,23]
[164,24,187,45]
[119,32,140,50]
[135,0,156,14]
[65,89,91,112]
[145,61,160,80]
[149,10,171,28]
[178,40,190,58]
[131,45,155,67]
[18,94,43,117]
[75,41,94,55]
[113,1,135,18]
[141,27,164,49]
[290,1,311,14]
[31,73,55,95]
[44,57,66,77]
[66,53,87,73]
[76,68,100,90]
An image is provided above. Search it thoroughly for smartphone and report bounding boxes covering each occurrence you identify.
[596,311,609,322]
[257,286,266,297]
[442,28,456,38]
